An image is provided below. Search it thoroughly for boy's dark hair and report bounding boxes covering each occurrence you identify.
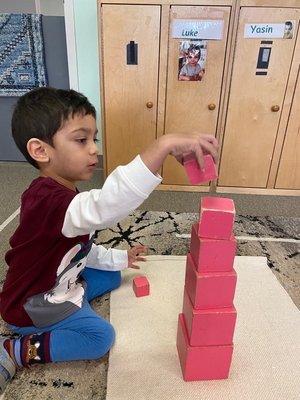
[285,21,292,28]
[11,87,96,169]
[187,45,201,59]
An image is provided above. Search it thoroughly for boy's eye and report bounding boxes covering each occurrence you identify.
[76,138,87,144]
[94,138,100,143]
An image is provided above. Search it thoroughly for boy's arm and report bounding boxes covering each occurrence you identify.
[140,133,218,172]
[62,133,218,238]
[86,243,128,271]
[62,155,161,237]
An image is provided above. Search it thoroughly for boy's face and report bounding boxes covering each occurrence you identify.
[187,52,200,66]
[284,24,292,34]
[44,113,99,187]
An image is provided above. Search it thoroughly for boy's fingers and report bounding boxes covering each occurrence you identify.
[134,251,146,257]
[194,147,204,170]
[135,247,148,256]
[136,256,147,262]
[198,139,219,163]
[175,155,184,165]
[134,245,147,252]
[129,264,140,269]
[200,134,219,148]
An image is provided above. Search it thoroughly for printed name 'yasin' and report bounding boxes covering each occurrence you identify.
[250,25,273,34]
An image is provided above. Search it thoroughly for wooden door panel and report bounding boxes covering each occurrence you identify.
[275,68,300,189]
[163,6,230,185]
[219,7,299,188]
[101,5,160,173]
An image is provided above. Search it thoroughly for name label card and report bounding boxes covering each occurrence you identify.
[172,19,224,40]
[244,22,294,38]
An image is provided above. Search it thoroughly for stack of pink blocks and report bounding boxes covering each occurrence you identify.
[176,196,237,381]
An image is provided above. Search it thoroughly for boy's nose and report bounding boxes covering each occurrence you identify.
[90,141,100,155]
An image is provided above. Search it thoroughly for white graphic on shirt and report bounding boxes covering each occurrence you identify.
[44,244,87,307]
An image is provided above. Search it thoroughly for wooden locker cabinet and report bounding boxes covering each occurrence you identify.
[218,6,300,188]
[99,0,300,195]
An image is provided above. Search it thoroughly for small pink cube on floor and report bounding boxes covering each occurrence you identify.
[183,153,218,185]
[133,276,150,297]
[190,223,236,272]
[182,289,237,346]
[185,253,237,309]
[198,197,235,240]
[176,313,234,381]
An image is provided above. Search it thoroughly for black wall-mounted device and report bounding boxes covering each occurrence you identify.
[256,41,273,76]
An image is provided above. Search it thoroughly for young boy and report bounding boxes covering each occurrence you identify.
[0,87,218,392]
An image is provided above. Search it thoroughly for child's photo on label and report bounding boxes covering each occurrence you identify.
[178,40,207,82]
[283,21,293,39]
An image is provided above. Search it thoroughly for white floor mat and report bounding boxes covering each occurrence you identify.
[107,256,300,400]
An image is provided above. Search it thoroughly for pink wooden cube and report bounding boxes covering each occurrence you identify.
[182,289,237,346]
[176,313,234,381]
[190,222,236,272]
[185,253,237,309]
[133,276,150,297]
[198,197,235,240]
[183,154,218,185]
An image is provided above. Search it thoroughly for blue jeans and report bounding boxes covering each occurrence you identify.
[9,268,121,362]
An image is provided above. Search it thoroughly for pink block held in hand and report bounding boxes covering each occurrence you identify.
[133,276,150,297]
[183,154,218,185]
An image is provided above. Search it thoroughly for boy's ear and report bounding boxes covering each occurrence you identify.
[27,138,50,164]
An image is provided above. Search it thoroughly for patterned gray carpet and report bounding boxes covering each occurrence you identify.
[95,212,299,308]
[1,211,299,399]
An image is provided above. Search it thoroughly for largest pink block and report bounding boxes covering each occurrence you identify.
[176,313,233,381]
[185,253,237,309]
[198,197,235,240]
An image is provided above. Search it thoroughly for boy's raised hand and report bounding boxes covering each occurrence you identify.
[127,245,148,269]
[167,133,218,169]
[140,133,218,174]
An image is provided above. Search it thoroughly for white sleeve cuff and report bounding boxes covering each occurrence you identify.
[86,244,128,271]
[119,155,162,198]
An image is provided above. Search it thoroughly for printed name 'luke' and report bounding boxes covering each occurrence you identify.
[182,29,198,37]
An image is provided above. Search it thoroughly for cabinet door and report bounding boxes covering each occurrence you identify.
[275,69,300,189]
[101,5,160,174]
[162,6,230,185]
[219,7,299,188]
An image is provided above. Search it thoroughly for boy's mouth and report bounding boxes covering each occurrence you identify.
[88,162,98,169]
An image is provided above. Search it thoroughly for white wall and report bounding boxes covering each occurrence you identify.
[64,0,102,153]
